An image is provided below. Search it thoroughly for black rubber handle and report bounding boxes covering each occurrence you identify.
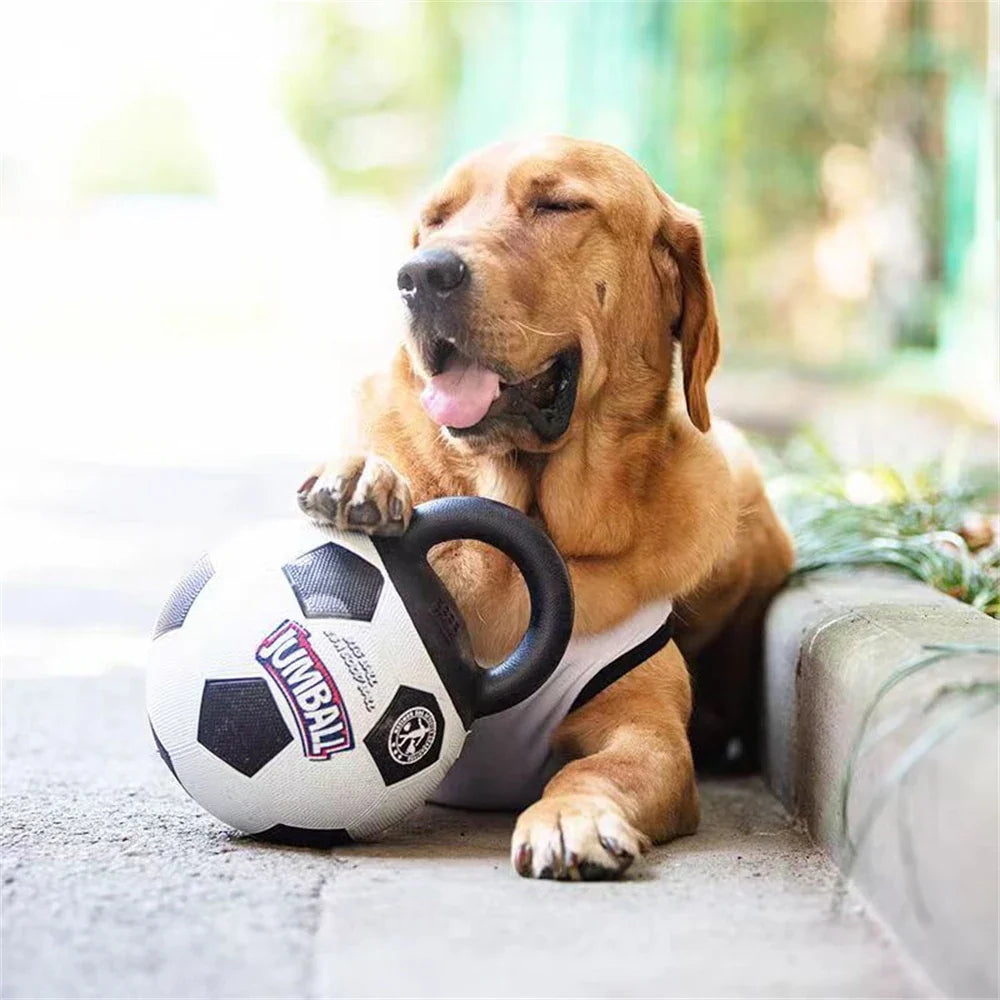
[403,497,574,717]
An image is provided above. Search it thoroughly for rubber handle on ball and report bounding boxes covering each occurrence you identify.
[403,497,574,717]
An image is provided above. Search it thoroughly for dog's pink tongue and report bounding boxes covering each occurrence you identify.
[421,356,501,428]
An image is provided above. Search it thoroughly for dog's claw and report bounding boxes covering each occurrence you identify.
[298,455,413,536]
[513,842,533,877]
[598,834,629,859]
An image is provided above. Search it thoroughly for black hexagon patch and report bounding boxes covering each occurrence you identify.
[198,678,293,777]
[282,543,383,621]
[364,686,444,786]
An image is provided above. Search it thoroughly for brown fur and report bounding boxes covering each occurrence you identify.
[300,137,793,879]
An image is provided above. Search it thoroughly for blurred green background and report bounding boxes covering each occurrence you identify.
[1,0,995,470]
[281,0,995,382]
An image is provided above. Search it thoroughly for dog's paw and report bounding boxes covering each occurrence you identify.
[511,795,651,881]
[297,455,413,536]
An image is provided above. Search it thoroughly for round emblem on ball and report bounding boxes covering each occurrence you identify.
[387,706,438,766]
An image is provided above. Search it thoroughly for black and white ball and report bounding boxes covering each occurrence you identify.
[146,519,466,844]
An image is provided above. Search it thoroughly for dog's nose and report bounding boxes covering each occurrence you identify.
[397,249,468,304]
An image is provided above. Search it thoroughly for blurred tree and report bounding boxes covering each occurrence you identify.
[442,0,989,374]
[275,0,991,385]
[280,2,461,196]
[445,0,840,357]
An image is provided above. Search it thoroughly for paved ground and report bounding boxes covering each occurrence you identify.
[2,668,928,1000]
[0,458,932,999]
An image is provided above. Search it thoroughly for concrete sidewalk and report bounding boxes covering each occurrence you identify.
[0,460,932,998]
[2,669,928,999]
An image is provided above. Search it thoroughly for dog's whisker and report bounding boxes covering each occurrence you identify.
[512,319,566,339]
[509,318,530,351]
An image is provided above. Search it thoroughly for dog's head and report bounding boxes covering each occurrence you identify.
[399,136,720,453]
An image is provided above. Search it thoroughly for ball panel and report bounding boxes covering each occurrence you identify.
[152,553,214,638]
[363,686,445,787]
[253,825,354,848]
[282,542,383,621]
[197,678,294,777]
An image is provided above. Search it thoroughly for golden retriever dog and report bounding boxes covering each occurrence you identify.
[298,136,793,880]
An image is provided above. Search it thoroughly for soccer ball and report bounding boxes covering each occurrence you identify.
[146,498,573,844]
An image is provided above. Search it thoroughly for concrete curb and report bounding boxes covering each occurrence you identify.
[764,568,999,998]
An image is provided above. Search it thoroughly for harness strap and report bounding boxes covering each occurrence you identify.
[568,612,675,713]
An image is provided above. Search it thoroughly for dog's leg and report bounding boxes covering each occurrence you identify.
[298,455,414,536]
[511,642,698,880]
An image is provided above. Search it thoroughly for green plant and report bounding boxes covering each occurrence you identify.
[765,430,1000,616]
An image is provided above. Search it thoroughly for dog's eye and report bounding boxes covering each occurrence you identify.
[533,199,590,216]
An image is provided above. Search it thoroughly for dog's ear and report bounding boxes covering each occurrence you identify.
[652,189,720,433]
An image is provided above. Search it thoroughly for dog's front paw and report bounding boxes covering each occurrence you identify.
[511,795,651,881]
[297,455,413,536]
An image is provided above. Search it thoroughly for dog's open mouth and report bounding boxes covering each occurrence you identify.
[420,341,581,442]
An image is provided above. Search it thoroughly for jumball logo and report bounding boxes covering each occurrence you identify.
[256,619,354,759]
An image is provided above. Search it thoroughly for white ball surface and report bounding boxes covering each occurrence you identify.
[146,519,467,841]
